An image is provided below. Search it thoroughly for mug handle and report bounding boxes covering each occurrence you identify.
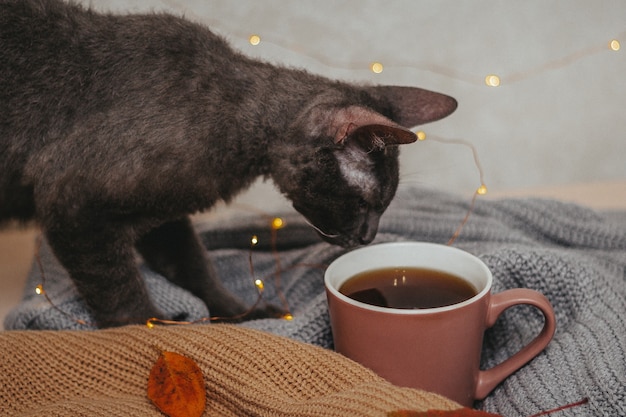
[475,288,556,400]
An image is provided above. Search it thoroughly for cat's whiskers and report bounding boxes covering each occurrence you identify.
[304,218,340,238]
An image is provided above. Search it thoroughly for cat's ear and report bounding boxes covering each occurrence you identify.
[331,106,417,146]
[367,86,458,129]
[343,124,417,151]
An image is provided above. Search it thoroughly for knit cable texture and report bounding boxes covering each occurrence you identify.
[4,186,626,416]
[0,324,460,416]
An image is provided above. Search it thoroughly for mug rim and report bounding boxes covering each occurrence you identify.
[324,241,492,315]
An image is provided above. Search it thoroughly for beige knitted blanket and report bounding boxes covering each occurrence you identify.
[0,324,460,416]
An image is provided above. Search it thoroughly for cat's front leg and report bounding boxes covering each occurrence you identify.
[136,218,285,321]
[44,224,165,327]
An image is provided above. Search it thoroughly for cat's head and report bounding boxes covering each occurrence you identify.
[273,85,457,248]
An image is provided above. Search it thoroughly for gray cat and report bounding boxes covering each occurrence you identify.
[0,0,457,327]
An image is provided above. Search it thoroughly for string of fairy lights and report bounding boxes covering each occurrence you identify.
[32,7,623,326]
[244,33,622,87]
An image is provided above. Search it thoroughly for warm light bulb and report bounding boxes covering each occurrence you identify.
[272,217,284,230]
[610,39,620,51]
[283,313,294,321]
[249,34,261,46]
[485,74,501,87]
[370,62,384,74]
[477,184,488,195]
[250,235,259,246]
[416,131,427,141]
[254,279,264,291]
[35,284,44,295]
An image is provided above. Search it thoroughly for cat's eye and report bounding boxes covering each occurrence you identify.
[358,198,368,210]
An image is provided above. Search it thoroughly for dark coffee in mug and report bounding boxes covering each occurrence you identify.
[339,267,478,309]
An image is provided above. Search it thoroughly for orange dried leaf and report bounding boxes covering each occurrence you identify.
[388,408,502,417]
[147,351,206,417]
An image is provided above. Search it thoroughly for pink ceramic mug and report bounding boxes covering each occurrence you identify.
[325,242,556,406]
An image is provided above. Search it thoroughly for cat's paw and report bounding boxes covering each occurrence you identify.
[92,304,167,328]
[211,303,288,323]
[246,303,290,320]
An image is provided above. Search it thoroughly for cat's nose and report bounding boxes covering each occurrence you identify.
[358,213,380,245]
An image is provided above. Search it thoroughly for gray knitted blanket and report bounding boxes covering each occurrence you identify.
[5,187,626,416]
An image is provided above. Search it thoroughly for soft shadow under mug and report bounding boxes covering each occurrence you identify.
[324,242,556,406]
